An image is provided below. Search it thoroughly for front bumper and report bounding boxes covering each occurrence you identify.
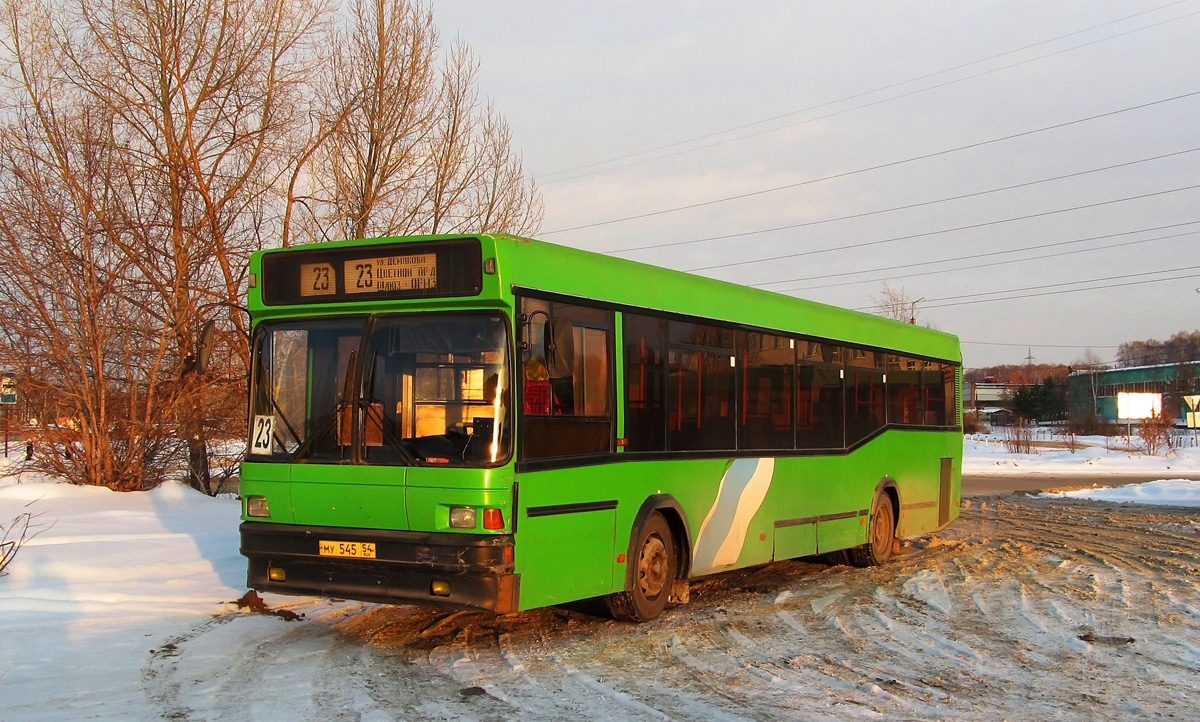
[240,521,519,613]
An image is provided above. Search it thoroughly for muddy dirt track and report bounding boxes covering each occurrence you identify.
[147,496,1200,721]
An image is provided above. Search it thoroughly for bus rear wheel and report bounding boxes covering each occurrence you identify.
[607,511,676,622]
[849,493,895,567]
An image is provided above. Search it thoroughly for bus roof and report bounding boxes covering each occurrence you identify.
[251,233,961,363]
[488,234,960,363]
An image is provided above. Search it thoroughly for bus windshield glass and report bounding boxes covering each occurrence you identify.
[248,313,511,466]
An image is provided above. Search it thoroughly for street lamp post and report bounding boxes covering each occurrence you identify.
[909,297,925,325]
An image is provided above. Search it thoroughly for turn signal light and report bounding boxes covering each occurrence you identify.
[483,508,504,530]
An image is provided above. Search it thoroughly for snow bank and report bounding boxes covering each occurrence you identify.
[0,473,246,720]
[1043,478,1200,507]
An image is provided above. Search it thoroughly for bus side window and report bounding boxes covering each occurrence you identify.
[922,361,956,426]
[518,297,614,460]
[886,354,924,426]
[845,349,885,445]
[667,321,736,452]
[623,314,667,452]
[738,331,794,450]
[797,348,844,450]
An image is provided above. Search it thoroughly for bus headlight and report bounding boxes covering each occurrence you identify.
[247,496,270,518]
[449,506,476,528]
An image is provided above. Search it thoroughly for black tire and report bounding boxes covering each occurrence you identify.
[849,493,895,568]
[607,511,676,622]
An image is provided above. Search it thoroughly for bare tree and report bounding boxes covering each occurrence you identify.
[0,0,541,491]
[302,0,542,244]
[0,0,328,490]
[0,99,177,489]
[1117,330,1200,367]
[1073,349,1106,369]
[871,282,931,326]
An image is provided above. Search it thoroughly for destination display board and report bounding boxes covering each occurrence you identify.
[260,238,482,305]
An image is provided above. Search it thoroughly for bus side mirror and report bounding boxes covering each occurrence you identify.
[545,318,574,379]
[195,320,216,375]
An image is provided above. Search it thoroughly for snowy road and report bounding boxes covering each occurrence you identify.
[143,496,1200,721]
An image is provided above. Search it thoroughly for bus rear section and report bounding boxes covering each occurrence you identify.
[238,309,521,612]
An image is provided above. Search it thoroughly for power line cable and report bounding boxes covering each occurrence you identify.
[542,89,1200,236]
[923,271,1200,309]
[685,182,1200,273]
[610,146,1200,256]
[760,220,1200,288]
[962,341,1120,349]
[772,227,1200,294]
[853,265,1200,310]
[921,264,1200,304]
[536,2,1199,184]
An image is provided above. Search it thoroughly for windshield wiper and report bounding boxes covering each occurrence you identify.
[361,351,420,465]
[292,351,356,461]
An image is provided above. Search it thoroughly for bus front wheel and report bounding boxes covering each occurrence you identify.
[607,511,676,622]
[849,492,895,567]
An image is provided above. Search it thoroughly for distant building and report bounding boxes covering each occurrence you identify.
[967,382,1009,409]
[1068,361,1200,424]
[975,407,1016,426]
[964,381,1030,424]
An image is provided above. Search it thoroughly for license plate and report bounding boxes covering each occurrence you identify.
[318,540,376,559]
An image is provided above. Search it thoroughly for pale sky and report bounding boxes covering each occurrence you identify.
[432,1,1200,368]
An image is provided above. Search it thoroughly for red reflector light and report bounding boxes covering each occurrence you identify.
[483,508,504,529]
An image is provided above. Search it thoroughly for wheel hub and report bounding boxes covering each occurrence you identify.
[638,535,668,598]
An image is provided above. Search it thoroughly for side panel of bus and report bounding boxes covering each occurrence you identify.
[513,428,960,611]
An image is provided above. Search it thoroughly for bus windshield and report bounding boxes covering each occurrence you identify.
[248,312,511,466]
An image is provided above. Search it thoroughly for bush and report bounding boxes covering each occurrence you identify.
[0,513,46,576]
[1003,419,1035,454]
[1139,412,1173,455]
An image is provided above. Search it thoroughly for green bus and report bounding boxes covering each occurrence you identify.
[239,234,961,621]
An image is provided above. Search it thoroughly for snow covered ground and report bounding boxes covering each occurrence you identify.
[1,440,1198,721]
[0,467,246,720]
[964,432,1200,478]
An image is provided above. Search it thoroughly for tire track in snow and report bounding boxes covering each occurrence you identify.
[144,600,386,721]
[149,495,1200,721]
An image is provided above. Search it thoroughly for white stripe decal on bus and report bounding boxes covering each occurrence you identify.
[691,457,775,572]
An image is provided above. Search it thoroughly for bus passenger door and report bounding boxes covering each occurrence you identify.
[517,470,618,608]
[514,296,618,609]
